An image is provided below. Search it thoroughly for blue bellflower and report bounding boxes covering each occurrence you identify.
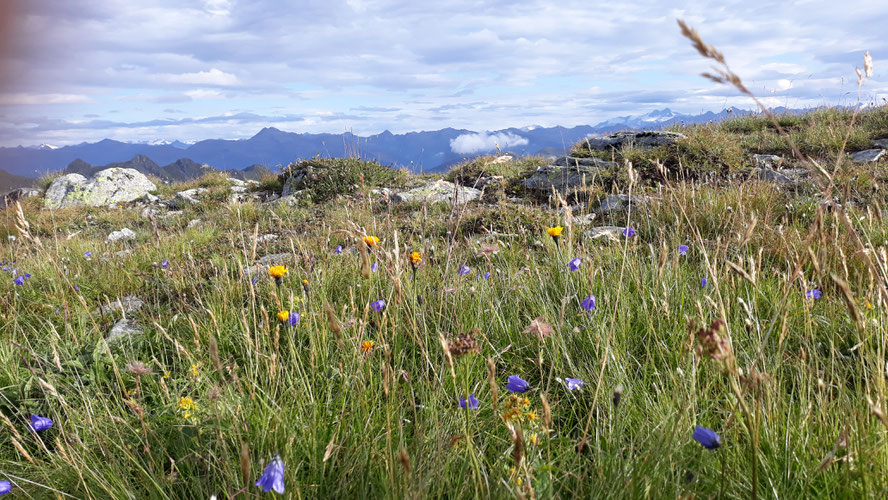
[692,426,721,449]
[458,265,471,276]
[565,378,584,391]
[568,258,581,271]
[334,245,342,254]
[622,227,636,238]
[806,289,822,299]
[678,245,689,255]
[255,455,285,494]
[459,394,480,409]
[581,295,596,311]
[506,375,529,393]
[371,299,386,312]
[29,414,53,432]
[0,480,10,495]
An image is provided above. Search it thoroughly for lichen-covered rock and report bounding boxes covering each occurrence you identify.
[94,295,144,316]
[851,149,885,164]
[576,131,687,152]
[1,187,41,208]
[392,180,481,205]
[44,168,156,209]
[752,154,783,169]
[106,318,144,345]
[586,226,629,241]
[523,163,608,193]
[597,194,648,215]
[752,168,810,185]
[170,188,207,208]
[107,228,137,242]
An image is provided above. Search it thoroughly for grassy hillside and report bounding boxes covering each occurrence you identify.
[1,106,888,498]
[0,169,35,192]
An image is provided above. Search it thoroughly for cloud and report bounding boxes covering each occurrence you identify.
[0,0,886,146]
[0,93,92,106]
[166,68,239,86]
[450,131,528,154]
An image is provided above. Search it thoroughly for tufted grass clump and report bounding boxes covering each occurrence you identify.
[278,157,409,203]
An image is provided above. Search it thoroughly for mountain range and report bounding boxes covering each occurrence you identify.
[0,107,793,187]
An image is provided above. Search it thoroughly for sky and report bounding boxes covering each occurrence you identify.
[0,0,885,147]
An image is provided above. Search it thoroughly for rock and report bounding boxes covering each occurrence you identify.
[114,249,132,259]
[586,226,628,241]
[187,218,202,228]
[256,234,279,243]
[597,194,647,215]
[752,168,810,185]
[1,187,42,208]
[106,318,144,345]
[226,177,247,187]
[140,206,161,219]
[489,154,514,164]
[872,138,888,149]
[552,156,618,168]
[107,228,137,242]
[752,154,783,169]
[576,131,686,152]
[523,163,608,193]
[44,168,156,209]
[142,193,160,204]
[851,149,885,164]
[170,188,207,208]
[266,195,302,208]
[572,213,597,226]
[230,185,248,194]
[256,253,291,266]
[392,180,481,205]
[94,295,144,316]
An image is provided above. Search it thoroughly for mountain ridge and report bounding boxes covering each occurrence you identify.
[0,107,803,177]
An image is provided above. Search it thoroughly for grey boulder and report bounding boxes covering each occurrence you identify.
[392,180,481,205]
[576,131,686,152]
[44,168,156,209]
[106,318,144,345]
[851,149,885,164]
[107,228,137,242]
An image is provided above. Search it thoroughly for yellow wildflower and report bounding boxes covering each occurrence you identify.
[277,311,290,323]
[190,362,201,379]
[178,396,197,411]
[361,340,375,354]
[529,433,538,445]
[409,251,422,268]
[363,235,379,248]
[546,226,564,238]
[268,265,288,278]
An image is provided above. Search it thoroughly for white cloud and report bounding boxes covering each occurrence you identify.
[184,89,225,99]
[167,68,239,86]
[0,93,92,106]
[450,131,529,154]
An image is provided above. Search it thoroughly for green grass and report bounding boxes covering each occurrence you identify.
[1,107,888,498]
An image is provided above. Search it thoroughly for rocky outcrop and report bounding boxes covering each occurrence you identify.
[851,149,884,164]
[1,187,41,209]
[107,228,137,242]
[597,194,649,215]
[44,168,156,209]
[523,162,610,193]
[392,180,481,205]
[169,188,207,208]
[752,154,783,169]
[575,131,686,152]
[752,167,810,186]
